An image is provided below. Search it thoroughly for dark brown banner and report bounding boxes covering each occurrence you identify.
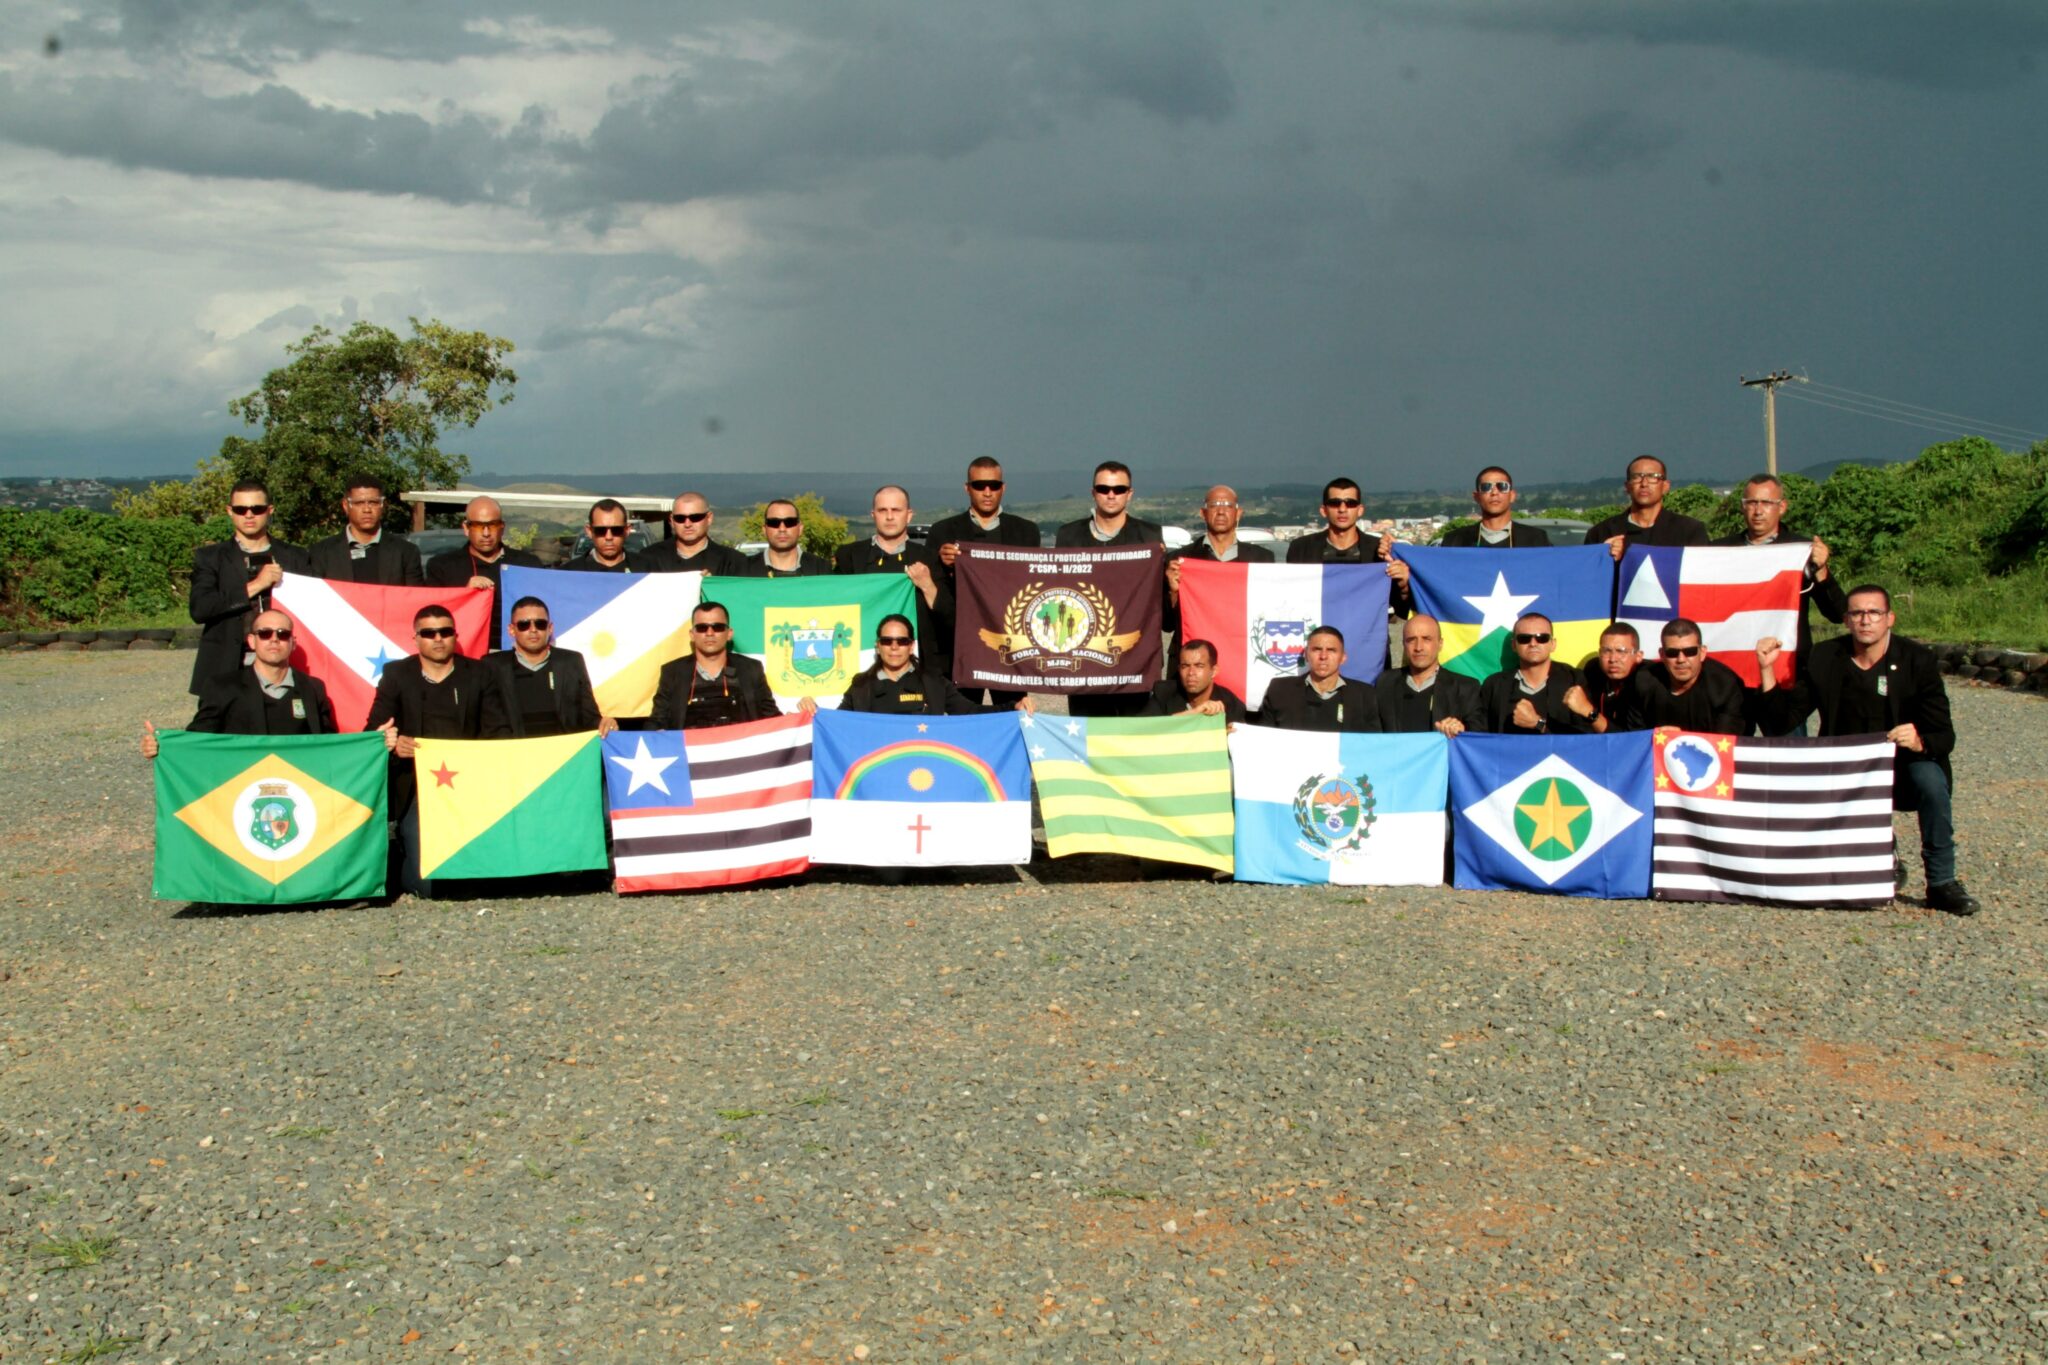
[953,544,1164,694]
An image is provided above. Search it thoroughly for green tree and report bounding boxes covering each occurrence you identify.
[216,318,516,542]
[737,494,851,559]
[113,454,237,523]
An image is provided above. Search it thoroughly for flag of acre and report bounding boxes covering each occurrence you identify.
[152,731,388,904]
[1026,712,1234,873]
[718,574,917,710]
[1395,545,1615,683]
[500,566,702,718]
[413,733,609,879]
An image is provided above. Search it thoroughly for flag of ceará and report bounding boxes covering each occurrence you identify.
[1228,728,1448,885]
[499,566,701,718]
[152,731,388,904]
[1450,732,1653,899]
[272,573,492,731]
[605,715,813,891]
[1652,729,1897,907]
[717,575,918,711]
[413,733,609,879]
[1027,712,1234,873]
[1616,545,1810,687]
[1177,561,1391,709]
[1395,545,1614,683]
[810,710,1031,866]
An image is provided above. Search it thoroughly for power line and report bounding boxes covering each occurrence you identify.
[1798,379,2046,443]
[1774,387,2044,445]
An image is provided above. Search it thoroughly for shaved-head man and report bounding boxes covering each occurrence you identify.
[424,494,542,649]
[634,491,751,578]
[1373,614,1482,733]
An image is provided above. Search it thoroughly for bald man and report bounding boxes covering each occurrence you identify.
[635,491,752,577]
[1165,484,1275,633]
[1373,614,1482,734]
[425,495,542,648]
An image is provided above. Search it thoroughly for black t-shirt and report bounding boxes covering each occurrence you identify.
[1836,659,1890,736]
[511,662,565,737]
[259,687,318,735]
[417,673,467,739]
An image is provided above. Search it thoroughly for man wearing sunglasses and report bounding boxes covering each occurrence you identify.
[635,491,751,578]
[142,610,367,757]
[1585,456,1709,559]
[1616,619,1751,735]
[1285,477,1411,608]
[307,474,424,586]
[1054,461,1163,547]
[564,499,637,573]
[1478,613,1593,734]
[925,459,1040,702]
[1439,467,1553,548]
[425,495,542,649]
[743,498,832,577]
[1758,586,1976,915]
[188,479,310,696]
[651,601,779,729]
[482,595,613,739]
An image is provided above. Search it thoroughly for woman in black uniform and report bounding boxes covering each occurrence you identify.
[837,615,1035,716]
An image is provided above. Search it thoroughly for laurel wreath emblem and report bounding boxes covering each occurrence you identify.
[1292,770,1378,853]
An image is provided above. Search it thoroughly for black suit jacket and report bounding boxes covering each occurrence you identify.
[425,545,543,649]
[1438,522,1553,548]
[1054,516,1163,547]
[483,648,602,736]
[633,540,752,578]
[1142,679,1248,724]
[1765,633,1955,798]
[740,551,833,577]
[1255,676,1380,732]
[1620,658,1752,736]
[833,541,953,661]
[190,667,336,735]
[187,538,309,694]
[1372,668,1482,733]
[649,654,781,729]
[1477,665,1591,735]
[1583,510,1709,548]
[839,668,989,715]
[306,532,425,586]
[364,655,509,740]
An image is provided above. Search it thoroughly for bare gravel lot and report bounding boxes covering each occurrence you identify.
[3,650,2045,1363]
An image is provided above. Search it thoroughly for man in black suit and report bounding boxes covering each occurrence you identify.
[563,499,637,573]
[1142,639,1247,723]
[1582,623,1643,733]
[143,609,385,754]
[742,498,834,577]
[634,491,752,578]
[1374,615,1481,734]
[650,601,780,729]
[926,458,1041,705]
[832,484,948,663]
[1164,484,1275,635]
[1477,613,1594,735]
[306,475,424,585]
[1054,461,1163,548]
[1757,585,1978,915]
[187,479,310,695]
[1284,476,1412,610]
[425,494,542,648]
[1584,455,1710,559]
[1438,466,1553,548]
[1620,619,1751,735]
[484,595,612,738]
[1256,626,1378,732]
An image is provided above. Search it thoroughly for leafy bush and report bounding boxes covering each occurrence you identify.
[0,508,228,627]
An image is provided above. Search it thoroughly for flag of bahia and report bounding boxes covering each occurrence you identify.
[152,731,389,904]
[1450,732,1654,899]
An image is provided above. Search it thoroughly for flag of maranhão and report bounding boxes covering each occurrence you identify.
[1450,732,1654,899]
[1394,545,1615,682]
[413,733,609,880]
[810,710,1031,866]
[499,566,702,719]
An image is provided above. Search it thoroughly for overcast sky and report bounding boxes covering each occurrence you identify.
[1,0,2044,489]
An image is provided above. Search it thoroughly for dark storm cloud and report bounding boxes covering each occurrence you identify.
[1533,108,1683,177]
[56,0,509,72]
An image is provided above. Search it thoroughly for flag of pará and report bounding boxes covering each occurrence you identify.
[1450,732,1653,899]
[1228,728,1448,885]
[810,710,1031,866]
[1177,560,1391,709]
[604,714,813,891]
[152,731,388,904]
[499,566,701,718]
[1026,712,1234,873]
[1615,545,1811,687]
[716,575,917,711]
[412,733,609,880]
[1395,546,1615,683]
[272,574,493,731]
[1652,729,1897,908]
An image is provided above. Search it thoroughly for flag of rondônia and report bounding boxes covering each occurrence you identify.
[153,731,388,904]
[412,733,609,879]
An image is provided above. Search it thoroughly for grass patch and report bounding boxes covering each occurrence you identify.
[521,1159,555,1182]
[281,1299,315,1315]
[275,1124,334,1140]
[34,1234,120,1272]
[1193,1132,1216,1149]
[1701,1062,1746,1077]
[717,1131,743,1144]
[796,1090,836,1109]
[56,1329,141,1363]
[1555,1022,1575,1037]
[800,1141,829,1154]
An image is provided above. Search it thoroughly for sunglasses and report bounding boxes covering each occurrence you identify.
[692,622,731,633]
[1093,484,1131,495]
[416,626,458,640]
[876,635,914,646]
[1661,645,1702,659]
[230,503,270,516]
[1324,497,1362,508]
[763,516,801,529]
[590,525,627,537]
[1474,481,1512,493]
[967,479,1005,492]
[1626,472,1666,484]
[464,519,505,529]
[670,511,709,524]
[512,617,550,631]
[1513,632,1552,644]
[250,626,293,641]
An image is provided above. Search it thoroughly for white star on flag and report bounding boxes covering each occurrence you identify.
[1463,571,1541,638]
[1065,721,1082,736]
[607,736,679,797]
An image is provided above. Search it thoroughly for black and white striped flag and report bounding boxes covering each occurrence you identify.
[1651,729,1897,908]
[606,714,813,892]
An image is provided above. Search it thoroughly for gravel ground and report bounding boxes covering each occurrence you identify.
[2,650,2045,1364]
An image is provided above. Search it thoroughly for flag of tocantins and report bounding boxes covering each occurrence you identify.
[604,714,813,891]
[809,710,1032,866]
[1228,727,1449,885]
[499,566,702,718]
[1450,732,1654,899]
[716,575,918,711]
[412,732,609,880]
[152,730,388,904]
[272,574,493,731]
[1616,544,1811,688]
[1651,729,1898,907]
[1394,545,1616,683]
[1176,560,1392,710]
[1026,712,1234,873]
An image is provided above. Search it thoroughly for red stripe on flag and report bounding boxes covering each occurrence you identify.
[615,856,809,893]
[1177,560,1252,706]
[610,783,812,818]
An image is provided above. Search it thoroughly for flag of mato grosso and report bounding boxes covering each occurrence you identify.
[716,574,918,711]
[271,574,493,731]
[498,566,702,718]
[152,731,388,904]
[1177,560,1392,710]
[1450,731,1654,899]
[1616,544,1812,687]
[412,732,610,880]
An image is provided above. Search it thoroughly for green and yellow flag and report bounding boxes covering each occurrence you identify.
[718,573,919,708]
[1396,544,1616,682]
[413,733,608,879]
[1025,713,1234,873]
[153,731,388,904]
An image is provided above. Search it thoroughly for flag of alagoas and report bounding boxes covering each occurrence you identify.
[810,710,1031,866]
[717,574,917,711]
[1026,712,1234,873]
[1177,560,1392,710]
[412,733,609,879]
[1394,545,1615,683]
[499,566,701,718]
[1450,732,1653,899]
[1228,728,1448,885]
[152,730,388,904]
[273,574,493,731]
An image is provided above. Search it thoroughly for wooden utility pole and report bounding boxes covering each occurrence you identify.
[1740,371,1801,475]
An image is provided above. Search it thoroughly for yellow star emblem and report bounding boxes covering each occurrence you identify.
[1715,781,1730,796]
[1716,737,1732,752]
[1516,779,1591,856]
[1656,773,1671,789]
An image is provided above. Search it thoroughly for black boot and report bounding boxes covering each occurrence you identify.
[1926,881,1980,916]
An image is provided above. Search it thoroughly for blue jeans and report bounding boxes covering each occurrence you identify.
[1899,759,1956,886]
